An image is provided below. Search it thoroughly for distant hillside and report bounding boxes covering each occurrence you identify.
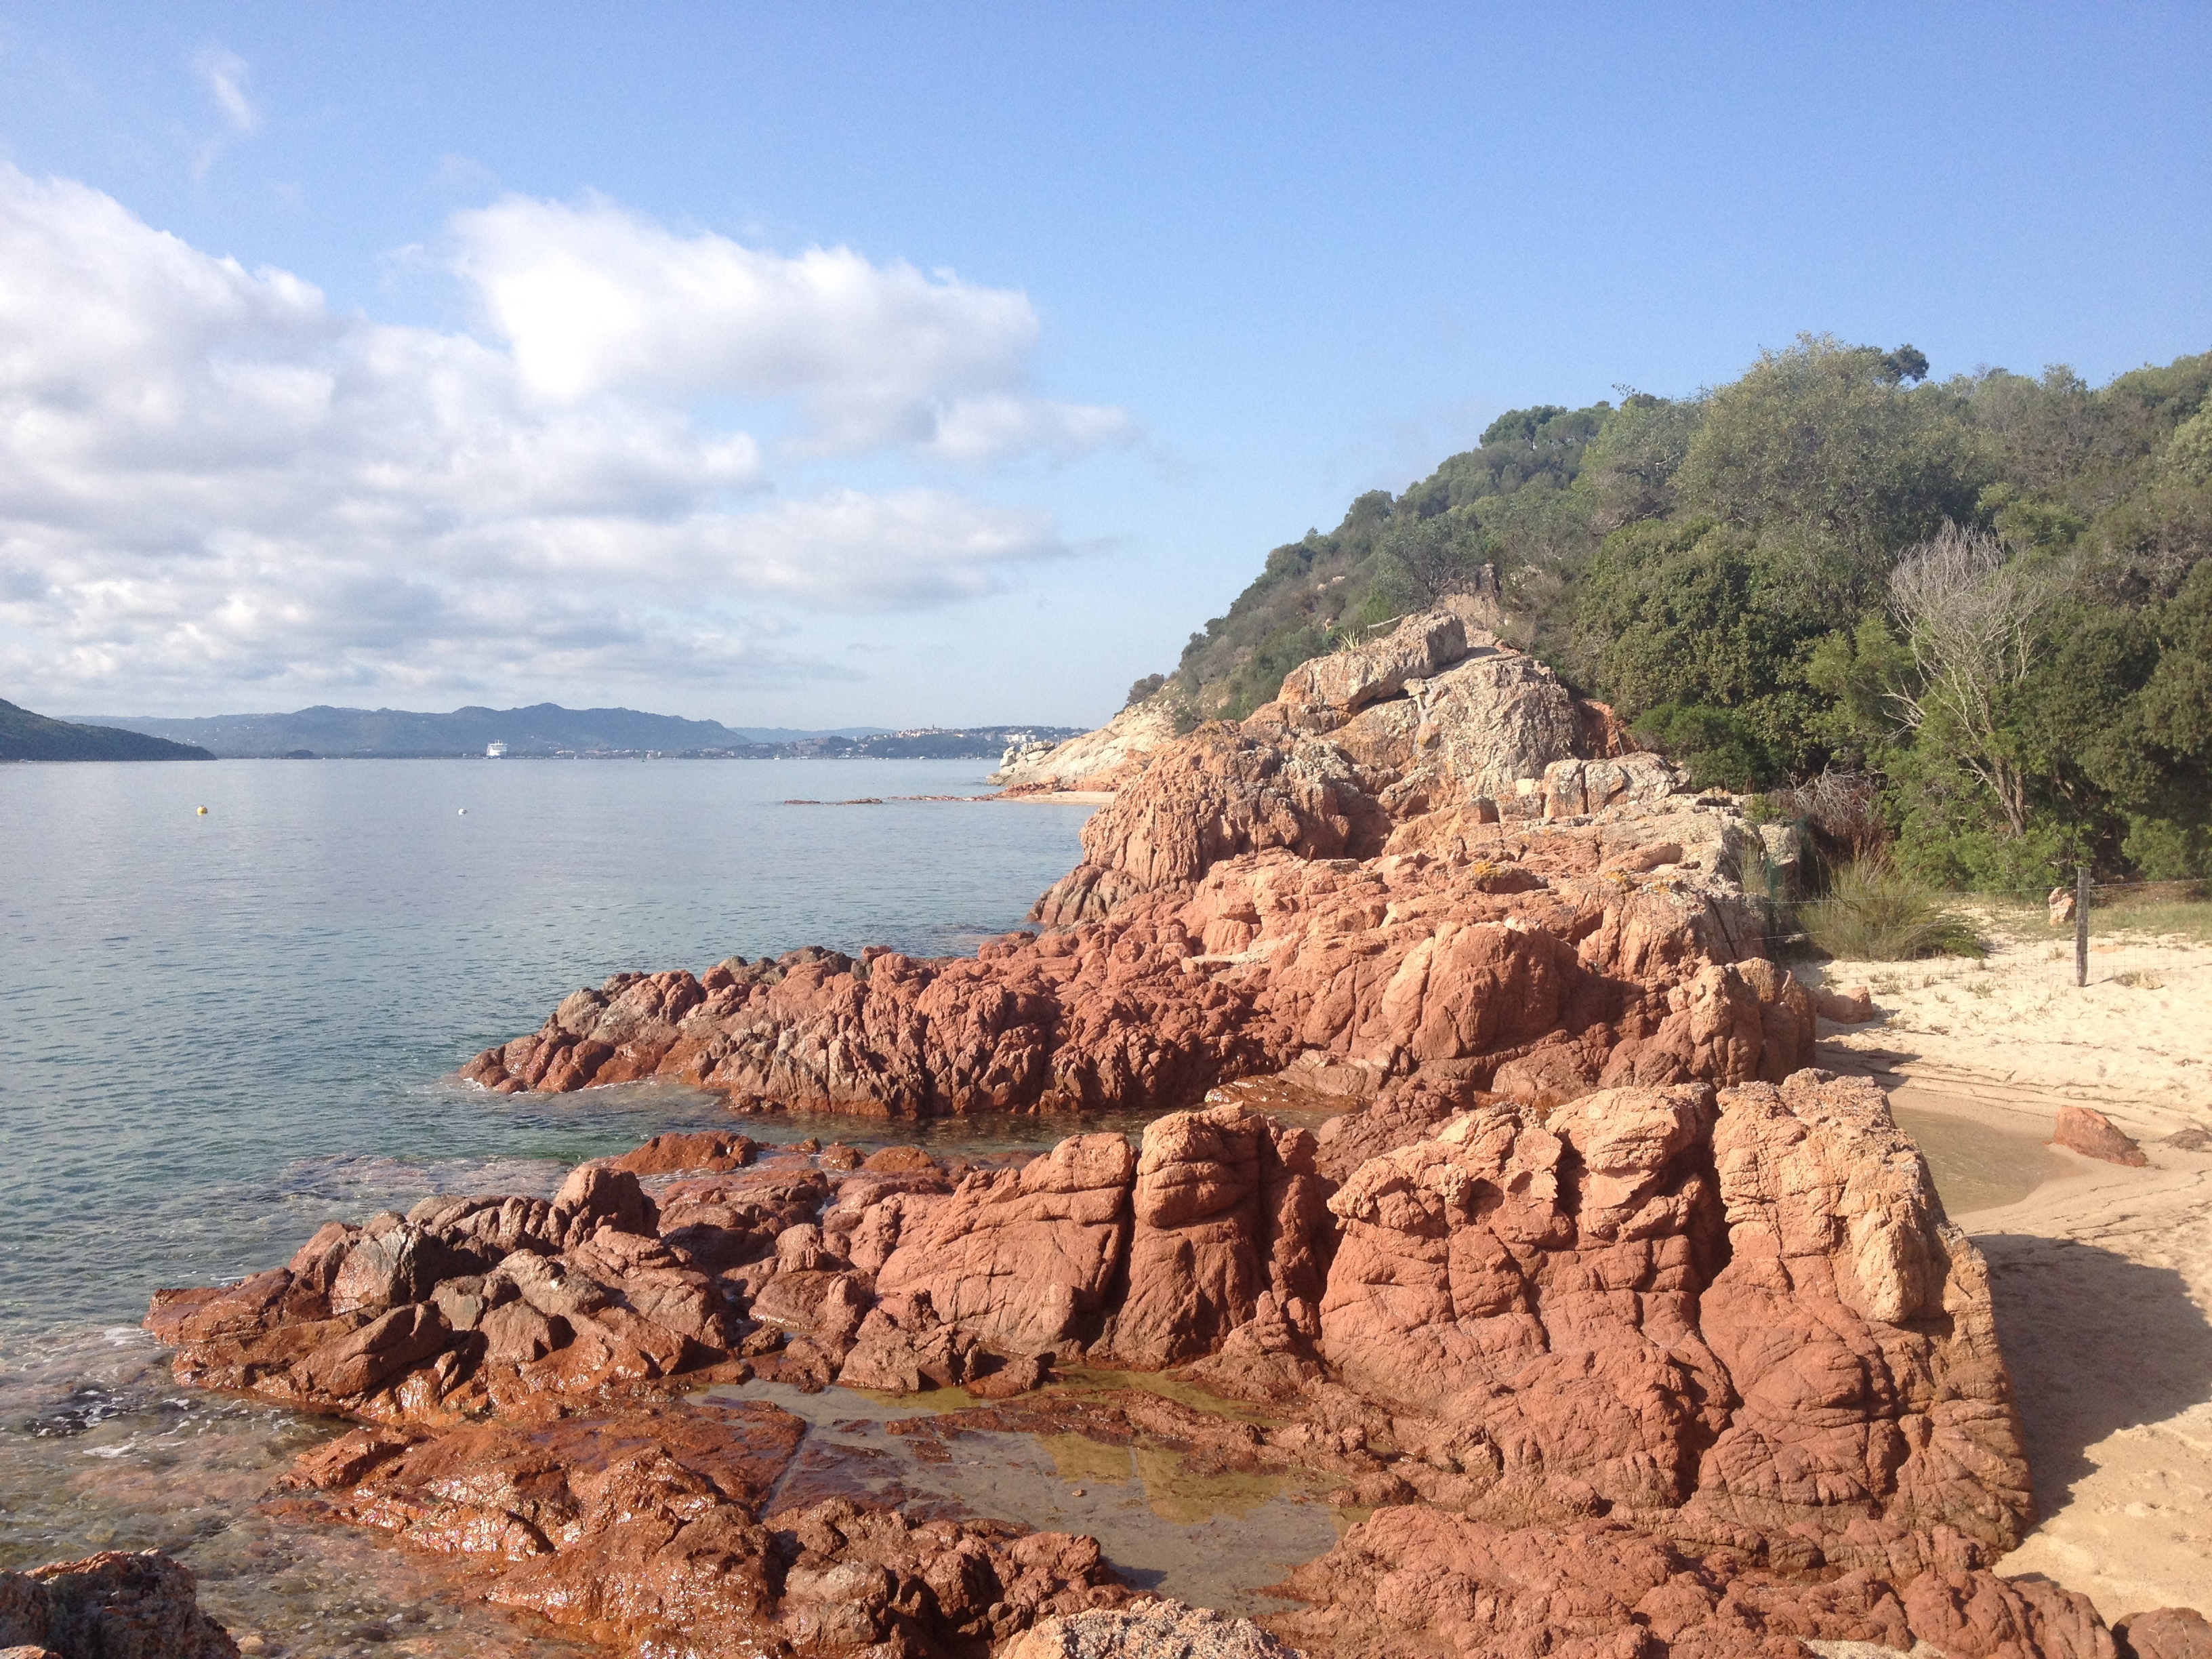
[77,703,821,757]
[1,699,213,762]
[70,703,1077,761]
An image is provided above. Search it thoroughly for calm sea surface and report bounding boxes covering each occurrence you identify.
[0,757,1133,1647]
[0,756,1095,1343]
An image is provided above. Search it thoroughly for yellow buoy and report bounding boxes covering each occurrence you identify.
[196,806,208,815]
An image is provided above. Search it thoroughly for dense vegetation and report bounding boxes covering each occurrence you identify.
[1151,337,2212,888]
[0,699,213,762]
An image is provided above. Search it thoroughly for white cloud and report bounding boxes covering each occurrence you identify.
[194,46,260,135]
[190,47,261,179]
[450,194,1135,459]
[0,167,1104,712]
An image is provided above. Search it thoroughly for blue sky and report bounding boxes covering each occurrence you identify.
[2,3,2206,726]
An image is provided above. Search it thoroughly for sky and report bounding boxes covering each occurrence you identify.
[1,5,2207,729]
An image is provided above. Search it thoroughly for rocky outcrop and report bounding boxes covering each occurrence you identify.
[145,1160,757,1425]
[152,1067,2148,1658]
[1314,1071,2027,1572]
[276,1410,1129,1657]
[2118,1607,2212,1659]
[1271,1504,2120,1659]
[464,818,1809,1118]
[0,1551,239,1659]
[994,698,1180,792]
[465,607,1809,1121]
[1032,722,1392,922]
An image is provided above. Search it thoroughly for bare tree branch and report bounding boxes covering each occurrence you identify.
[1887,521,2051,835]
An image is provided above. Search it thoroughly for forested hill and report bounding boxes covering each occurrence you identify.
[1,699,213,762]
[1147,337,2211,888]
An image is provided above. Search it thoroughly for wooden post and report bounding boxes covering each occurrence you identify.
[2075,865,2090,988]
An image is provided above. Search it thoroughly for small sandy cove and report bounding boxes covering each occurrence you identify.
[1808,912,2212,1623]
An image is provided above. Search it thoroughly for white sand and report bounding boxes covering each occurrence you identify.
[1805,916,2212,1621]
[1812,911,2212,1140]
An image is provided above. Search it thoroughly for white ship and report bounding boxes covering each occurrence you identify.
[485,741,506,758]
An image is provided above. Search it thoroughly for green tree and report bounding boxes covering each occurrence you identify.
[1676,333,1986,605]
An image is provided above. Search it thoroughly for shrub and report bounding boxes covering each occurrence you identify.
[1799,859,1984,960]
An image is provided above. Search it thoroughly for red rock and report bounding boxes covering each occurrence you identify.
[1315,1072,2030,1567]
[1094,1105,1333,1368]
[0,1551,239,1659]
[1814,984,1877,1023]
[274,1409,1126,1657]
[610,1130,757,1174]
[1267,1502,2116,1659]
[861,1143,937,1173]
[2052,1105,2148,1167]
[148,1059,2082,1658]
[874,1134,1136,1357]
[1033,722,1391,924]
[1902,1567,2116,1659]
[966,1351,1054,1398]
[466,736,1812,1120]
[835,1291,983,1393]
[2117,1607,2212,1659]
[296,1301,451,1398]
[550,1163,659,1245]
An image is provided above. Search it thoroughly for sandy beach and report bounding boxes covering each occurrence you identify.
[1807,912,2212,1623]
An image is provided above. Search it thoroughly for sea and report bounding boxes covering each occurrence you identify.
[5,756,1322,1653]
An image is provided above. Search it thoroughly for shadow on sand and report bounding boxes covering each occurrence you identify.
[1978,1232,2212,1519]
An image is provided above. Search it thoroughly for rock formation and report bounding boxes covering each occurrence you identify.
[135,606,2198,1658]
[992,698,1179,793]
[139,1063,2199,1659]
[0,1551,239,1659]
[274,1411,1127,1657]
[464,613,1816,1118]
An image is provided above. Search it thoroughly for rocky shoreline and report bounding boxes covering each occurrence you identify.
[133,610,2211,1657]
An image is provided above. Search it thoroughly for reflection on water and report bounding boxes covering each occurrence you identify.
[702,1376,1344,1614]
[1892,1099,2070,1216]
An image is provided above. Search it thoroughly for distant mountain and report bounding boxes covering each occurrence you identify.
[2,699,214,762]
[66,703,1079,761]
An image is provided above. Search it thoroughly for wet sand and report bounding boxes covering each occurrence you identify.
[1845,1077,2212,1624]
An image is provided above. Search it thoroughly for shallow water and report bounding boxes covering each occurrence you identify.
[701,1377,1345,1614]
[0,1329,601,1658]
[1892,1099,2070,1216]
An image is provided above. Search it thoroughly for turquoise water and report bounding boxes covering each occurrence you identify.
[0,757,1094,1343]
